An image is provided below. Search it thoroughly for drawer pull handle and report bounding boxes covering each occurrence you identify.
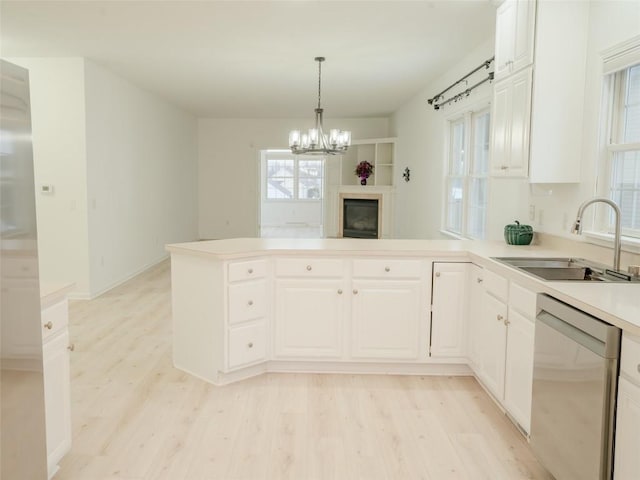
[385,267,390,272]
[67,344,75,352]
[247,300,254,306]
[44,321,53,330]
[337,289,343,295]
[353,289,358,295]
[248,268,253,274]
[248,342,254,349]
[477,278,483,283]
[306,265,312,271]
[497,315,503,321]
[435,272,441,277]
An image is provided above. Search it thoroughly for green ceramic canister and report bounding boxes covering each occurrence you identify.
[504,220,534,245]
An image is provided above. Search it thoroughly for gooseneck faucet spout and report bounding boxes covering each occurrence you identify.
[571,197,621,271]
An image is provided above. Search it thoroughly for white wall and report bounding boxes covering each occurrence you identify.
[198,118,389,239]
[260,201,322,227]
[527,0,640,241]
[390,38,527,241]
[84,60,198,296]
[8,58,92,294]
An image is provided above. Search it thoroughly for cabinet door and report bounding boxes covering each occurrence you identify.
[490,76,512,176]
[468,265,484,371]
[504,307,534,433]
[511,0,536,74]
[351,280,423,360]
[43,331,72,477]
[494,0,517,79]
[274,279,345,359]
[478,292,508,399]
[614,377,640,480]
[431,263,469,358]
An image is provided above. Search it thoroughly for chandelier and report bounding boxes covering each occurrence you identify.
[288,57,351,155]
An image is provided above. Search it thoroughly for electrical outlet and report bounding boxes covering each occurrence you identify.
[538,209,544,226]
[529,204,535,222]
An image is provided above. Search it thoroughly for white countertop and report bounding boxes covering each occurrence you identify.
[166,238,640,335]
[40,282,75,309]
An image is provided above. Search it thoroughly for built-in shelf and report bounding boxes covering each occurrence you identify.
[340,137,396,187]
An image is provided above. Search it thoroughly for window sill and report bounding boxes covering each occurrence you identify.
[582,230,640,255]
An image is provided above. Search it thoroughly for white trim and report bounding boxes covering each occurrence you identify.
[602,34,640,75]
[582,230,640,255]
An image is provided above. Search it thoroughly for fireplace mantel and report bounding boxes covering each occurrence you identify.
[327,185,394,239]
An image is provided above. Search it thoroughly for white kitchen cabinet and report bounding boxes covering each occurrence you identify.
[528,0,588,183]
[494,0,536,81]
[615,333,640,479]
[490,66,532,177]
[431,263,470,358]
[467,265,484,370]
[503,307,534,433]
[274,279,346,359]
[477,291,508,399]
[42,329,71,479]
[351,280,422,360]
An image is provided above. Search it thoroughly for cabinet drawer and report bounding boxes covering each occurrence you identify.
[484,269,509,301]
[41,299,69,342]
[3,257,39,278]
[228,280,267,325]
[508,282,537,320]
[353,258,422,279]
[621,333,640,386]
[228,321,267,369]
[275,258,344,278]
[228,259,267,283]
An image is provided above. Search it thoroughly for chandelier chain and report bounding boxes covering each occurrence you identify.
[317,59,322,110]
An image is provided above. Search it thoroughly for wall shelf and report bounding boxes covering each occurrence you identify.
[340,137,396,187]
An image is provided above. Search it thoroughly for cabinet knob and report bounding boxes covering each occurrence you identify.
[477,277,483,283]
[67,344,75,352]
[435,272,441,277]
[637,364,640,374]
[497,314,503,321]
[337,289,343,295]
[385,266,390,272]
[248,342,254,349]
[306,265,312,271]
[504,319,510,326]
[500,165,508,170]
[248,268,253,274]
[353,289,359,295]
[44,321,53,330]
[247,300,254,306]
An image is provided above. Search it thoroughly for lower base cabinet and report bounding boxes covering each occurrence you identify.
[615,377,640,479]
[274,279,346,359]
[477,291,508,398]
[351,280,422,359]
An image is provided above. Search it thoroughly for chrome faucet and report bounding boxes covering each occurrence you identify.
[571,197,621,271]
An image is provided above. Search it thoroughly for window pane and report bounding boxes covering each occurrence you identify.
[610,150,640,231]
[623,64,640,143]
[266,158,294,199]
[467,177,487,239]
[446,177,464,234]
[450,120,466,175]
[298,159,323,199]
[472,112,490,175]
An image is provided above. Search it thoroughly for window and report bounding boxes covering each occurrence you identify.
[264,151,324,200]
[444,108,490,239]
[602,62,640,238]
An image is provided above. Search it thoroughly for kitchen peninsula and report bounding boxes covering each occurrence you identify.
[167,238,640,385]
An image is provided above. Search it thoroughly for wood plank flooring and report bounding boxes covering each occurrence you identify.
[57,259,552,480]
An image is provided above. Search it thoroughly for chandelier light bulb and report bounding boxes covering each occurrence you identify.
[288,130,301,148]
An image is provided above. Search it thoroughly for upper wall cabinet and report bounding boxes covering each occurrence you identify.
[528,1,588,183]
[494,0,536,81]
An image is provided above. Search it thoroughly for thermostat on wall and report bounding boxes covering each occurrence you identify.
[40,184,54,194]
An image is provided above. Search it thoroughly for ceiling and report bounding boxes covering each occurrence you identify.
[1,1,496,118]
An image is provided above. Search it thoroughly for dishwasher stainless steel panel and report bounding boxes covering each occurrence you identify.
[530,294,620,480]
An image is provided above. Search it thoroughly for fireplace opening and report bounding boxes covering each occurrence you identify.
[342,198,379,239]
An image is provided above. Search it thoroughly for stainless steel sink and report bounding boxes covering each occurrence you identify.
[492,257,639,282]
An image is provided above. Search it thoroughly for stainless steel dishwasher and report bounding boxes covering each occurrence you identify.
[530,294,620,480]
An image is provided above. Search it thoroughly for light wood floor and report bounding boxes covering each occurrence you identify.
[57,259,552,480]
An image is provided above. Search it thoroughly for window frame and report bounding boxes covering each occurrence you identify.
[263,151,325,202]
[442,103,491,240]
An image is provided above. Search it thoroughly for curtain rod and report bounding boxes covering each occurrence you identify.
[427,56,495,109]
[432,72,494,111]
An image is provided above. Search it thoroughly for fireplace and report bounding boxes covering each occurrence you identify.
[341,197,381,239]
